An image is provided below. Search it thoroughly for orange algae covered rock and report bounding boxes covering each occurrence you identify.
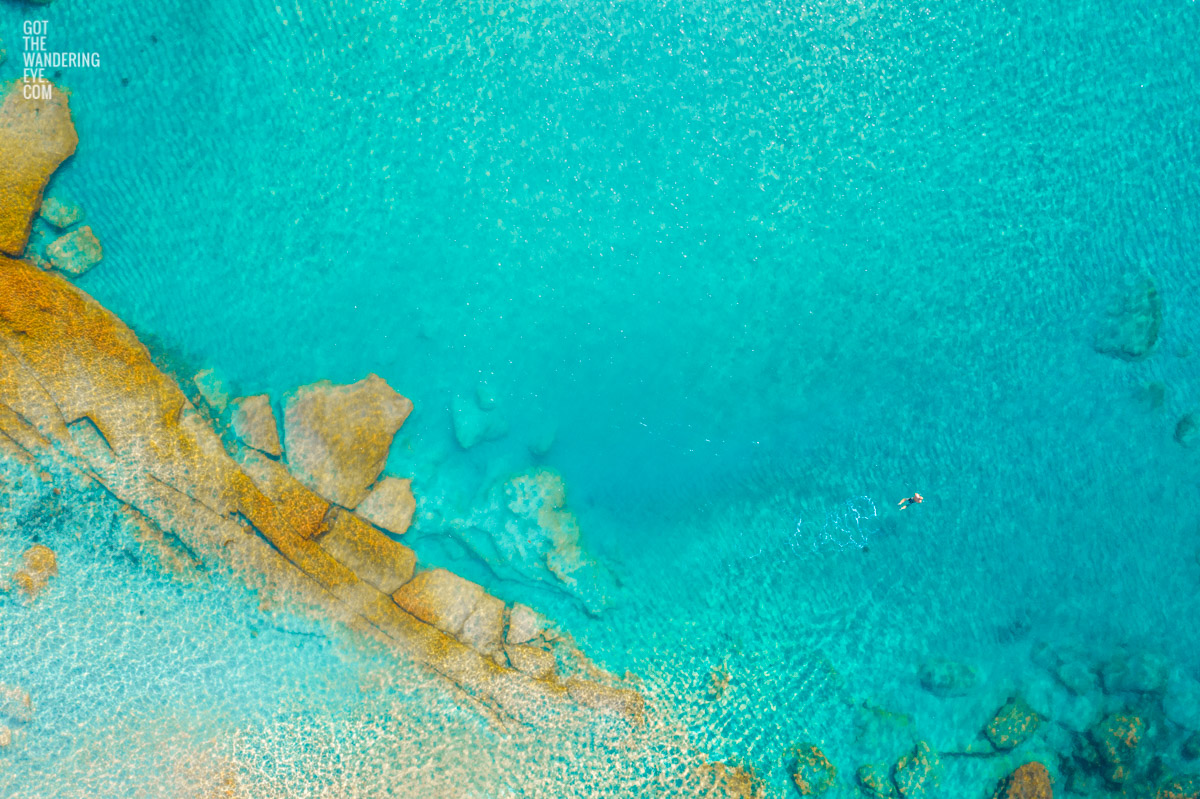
[691,758,766,799]
[0,81,77,255]
[1090,712,1145,784]
[238,449,328,540]
[283,375,412,508]
[992,762,1053,799]
[986,697,1041,750]
[315,506,415,594]
[1158,776,1200,799]
[894,741,941,799]
[13,543,57,597]
[791,743,837,795]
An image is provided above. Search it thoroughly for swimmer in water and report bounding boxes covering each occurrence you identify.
[897,493,923,510]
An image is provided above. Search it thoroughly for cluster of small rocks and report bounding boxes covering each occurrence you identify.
[1092,276,1200,449]
[27,193,103,276]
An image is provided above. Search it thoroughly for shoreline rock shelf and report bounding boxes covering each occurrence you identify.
[0,253,645,728]
[0,80,78,256]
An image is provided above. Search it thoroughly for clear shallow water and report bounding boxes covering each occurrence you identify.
[2,0,1200,795]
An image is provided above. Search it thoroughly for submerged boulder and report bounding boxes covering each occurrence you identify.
[193,368,230,413]
[892,741,940,799]
[506,602,544,645]
[0,684,32,724]
[1102,652,1169,694]
[505,643,556,678]
[354,476,416,535]
[1094,275,1162,361]
[1184,733,1200,761]
[450,392,507,449]
[1157,776,1200,799]
[919,659,979,697]
[230,394,282,457]
[445,468,617,614]
[857,765,897,799]
[0,80,78,255]
[1165,670,1200,732]
[1087,712,1146,784]
[39,194,82,229]
[45,225,102,275]
[986,697,1041,750]
[12,544,57,597]
[392,568,485,637]
[315,507,415,595]
[1053,660,1100,697]
[690,759,766,799]
[791,743,837,795]
[458,593,505,657]
[991,762,1052,799]
[283,375,412,508]
[1175,414,1199,448]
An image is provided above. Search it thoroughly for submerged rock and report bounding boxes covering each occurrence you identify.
[0,684,32,724]
[1094,275,1162,361]
[986,697,1041,750]
[991,762,1052,799]
[458,593,505,658]
[450,392,507,449]
[1175,414,1199,448]
[690,759,766,799]
[565,679,645,726]
[506,602,544,645]
[506,643,556,678]
[528,420,557,456]
[1165,670,1200,732]
[857,764,897,799]
[1157,776,1200,799]
[192,368,230,413]
[445,468,616,614]
[283,375,412,508]
[919,658,979,697]
[315,507,416,595]
[12,544,57,597]
[1023,674,1101,733]
[791,743,837,795]
[1184,733,1200,761]
[1087,712,1146,784]
[1102,652,1169,694]
[354,476,416,535]
[0,80,78,256]
[892,741,940,799]
[230,394,282,457]
[39,194,82,229]
[393,568,485,637]
[45,225,102,276]
[1053,660,1100,697]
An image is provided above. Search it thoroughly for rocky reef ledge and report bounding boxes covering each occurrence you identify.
[0,82,642,731]
[0,257,642,727]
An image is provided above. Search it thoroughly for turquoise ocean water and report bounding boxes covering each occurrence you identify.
[2,0,1200,795]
